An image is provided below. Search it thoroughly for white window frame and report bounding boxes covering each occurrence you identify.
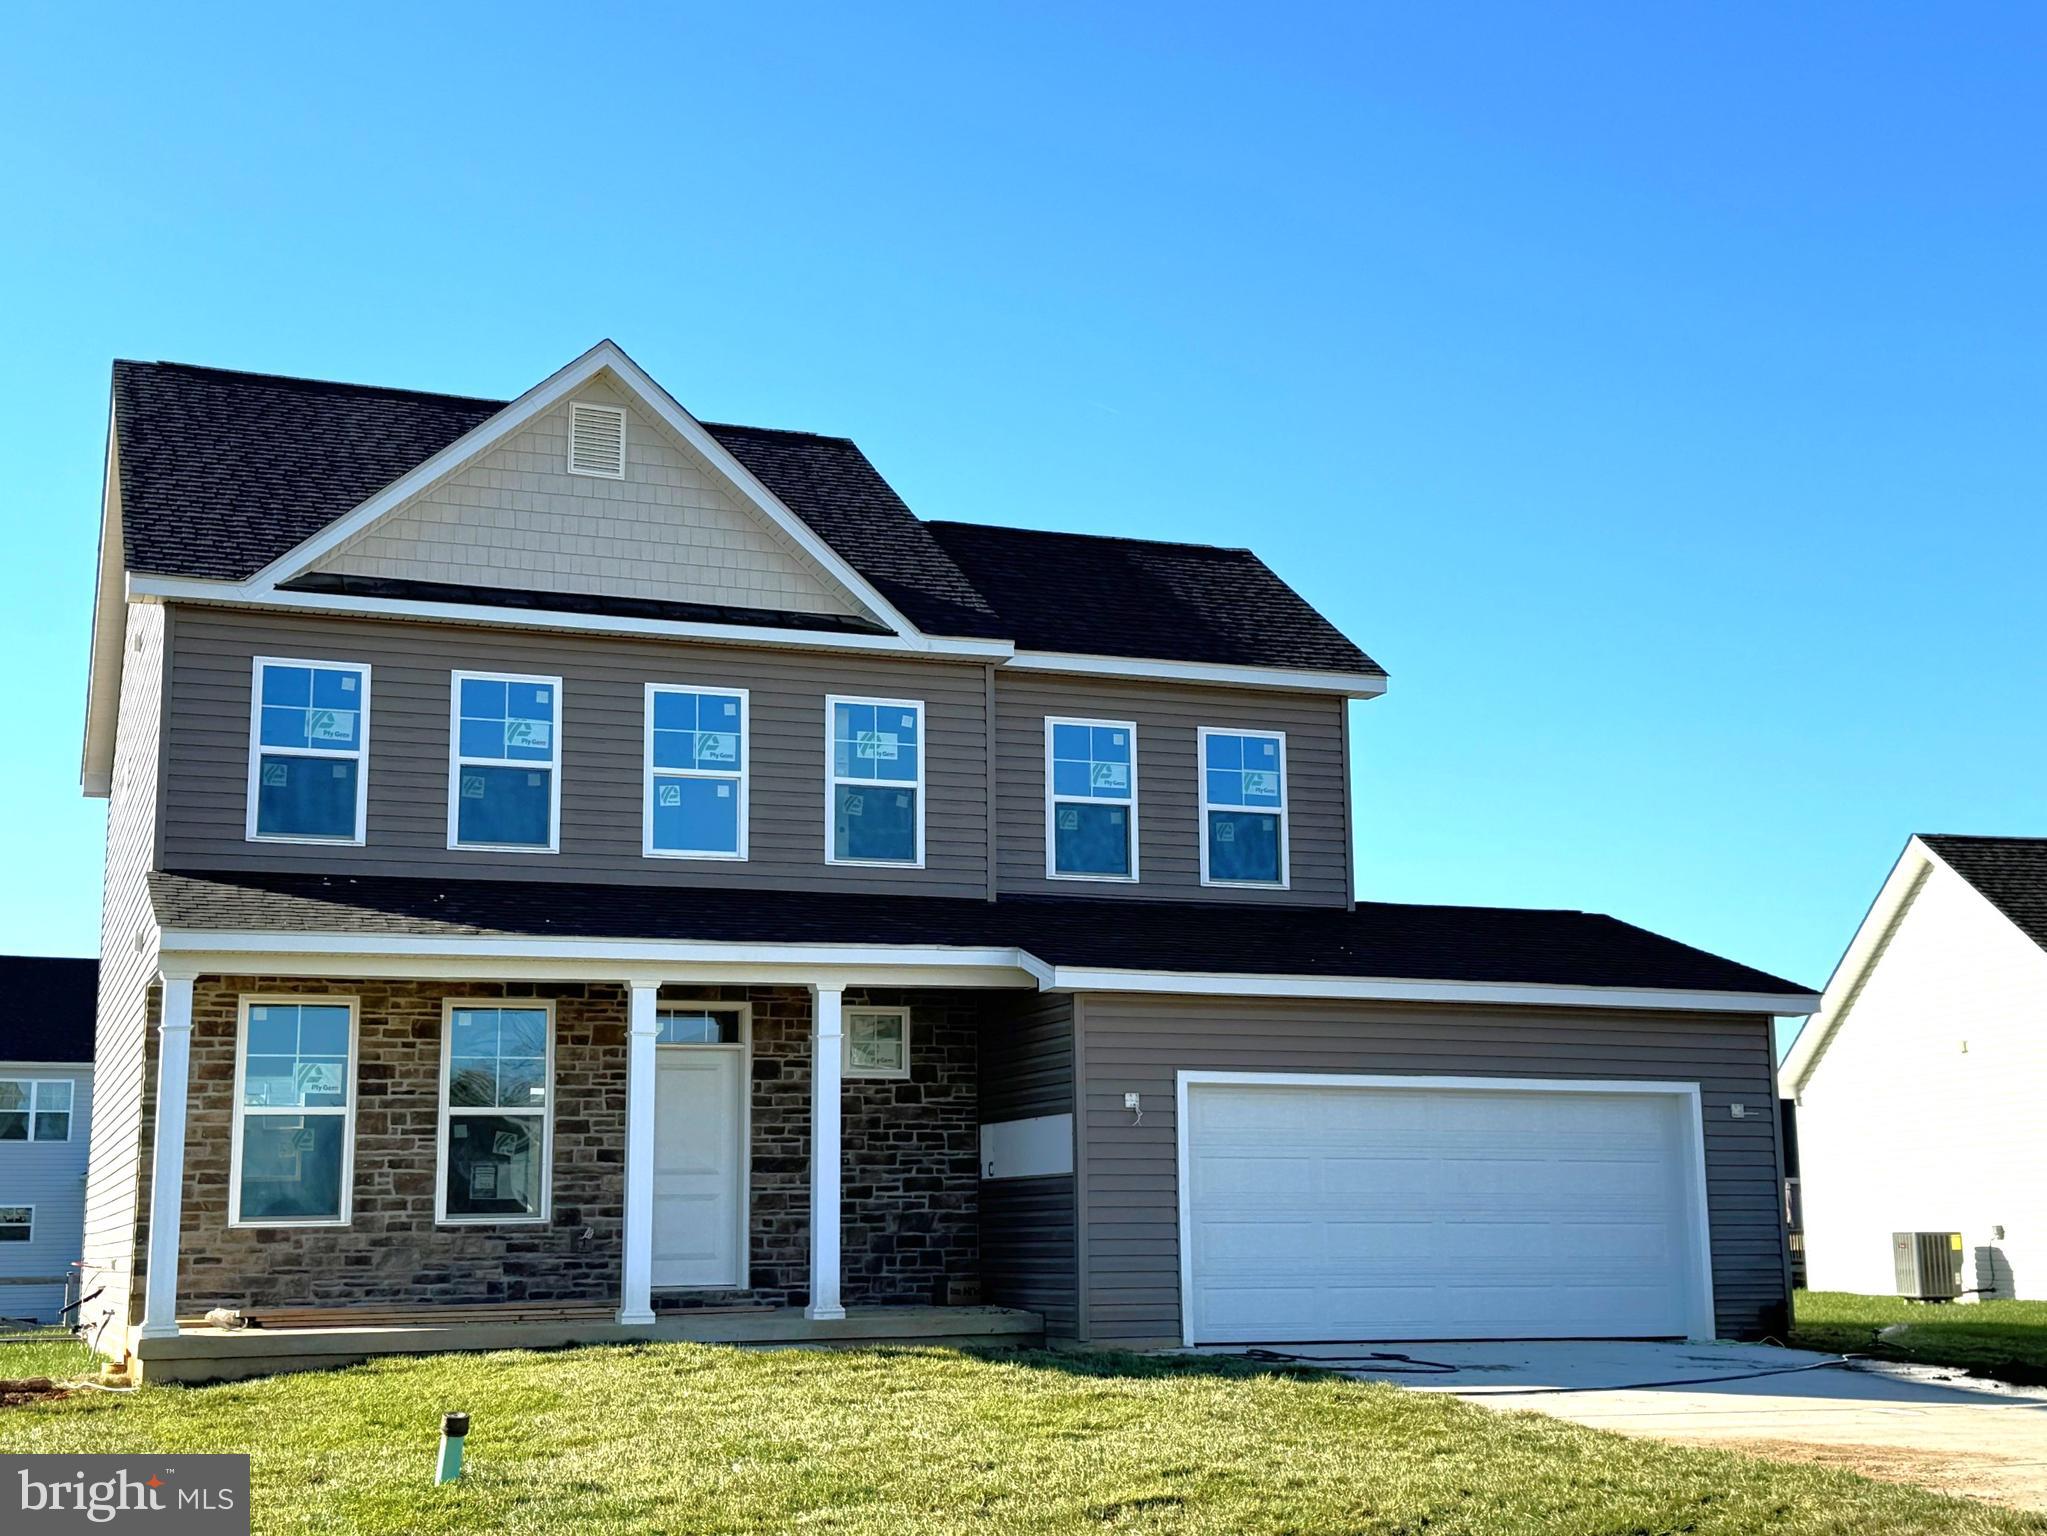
[435,999,555,1227]
[228,996,359,1229]
[0,1205,31,1243]
[1197,725,1291,890]
[0,1078,75,1143]
[843,1006,912,1081]
[643,684,750,861]
[447,670,564,854]
[1043,716,1140,883]
[245,656,373,846]
[823,694,926,868]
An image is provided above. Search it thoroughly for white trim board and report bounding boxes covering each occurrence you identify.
[1009,650,1387,699]
[153,929,1815,1015]
[1172,1070,1718,1347]
[124,575,1016,661]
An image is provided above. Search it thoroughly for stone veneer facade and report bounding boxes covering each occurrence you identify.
[133,978,982,1318]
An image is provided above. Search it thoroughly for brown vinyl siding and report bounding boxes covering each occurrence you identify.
[992,672,1351,906]
[80,602,166,1349]
[976,992,1078,1333]
[160,607,990,899]
[1071,995,1788,1346]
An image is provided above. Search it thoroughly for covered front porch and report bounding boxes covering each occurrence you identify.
[120,940,1051,1379]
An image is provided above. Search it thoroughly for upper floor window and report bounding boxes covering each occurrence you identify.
[0,1079,71,1141]
[247,657,370,843]
[439,1002,552,1225]
[0,1206,29,1243]
[450,672,561,852]
[645,685,748,860]
[232,999,355,1226]
[826,696,923,866]
[1045,718,1137,881]
[1199,727,1289,888]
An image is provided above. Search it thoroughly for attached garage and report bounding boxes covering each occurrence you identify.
[1176,1072,1719,1345]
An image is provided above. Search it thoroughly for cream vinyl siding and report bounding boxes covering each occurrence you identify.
[312,378,873,622]
[161,608,991,899]
[993,673,1350,906]
[1069,995,1786,1346]
[81,602,166,1344]
[1795,857,2047,1299]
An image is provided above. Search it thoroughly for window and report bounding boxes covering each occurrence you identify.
[231,1000,355,1225]
[826,696,923,866]
[1045,717,1138,880]
[438,1003,552,1224]
[645,685,748,859]
[449,672,561,852]
[845,1008,910,1080]
[247,657,370,843]
[656,1007,744,1045]
[0,1207,29,1243]
[1199,727,1289,887]
[0,1080,72,1142]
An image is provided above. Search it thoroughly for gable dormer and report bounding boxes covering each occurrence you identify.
[304,375,879,624]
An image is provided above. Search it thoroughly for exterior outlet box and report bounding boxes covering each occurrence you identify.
[1892,1231,1963,1301]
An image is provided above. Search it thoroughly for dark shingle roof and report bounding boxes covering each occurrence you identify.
[0,956,98,1063]
[149,871,1805,998]
[1921,835,2047,953]
[108,360,1374,671]
[927,521,1383,675]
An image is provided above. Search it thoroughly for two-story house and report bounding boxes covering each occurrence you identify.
[78,342,1817,1381]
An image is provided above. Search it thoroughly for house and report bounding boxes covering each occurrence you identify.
[1782,834,2047,1300]
[0,955,97,1324]
[78,341,1817,1381]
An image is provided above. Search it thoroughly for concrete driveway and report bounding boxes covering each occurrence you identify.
[1194,1341,2047,1510]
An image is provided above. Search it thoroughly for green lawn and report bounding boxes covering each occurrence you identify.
[1,1339,2040,1534]
[1794,1290,2047,1384]
[0,1328,102,1384]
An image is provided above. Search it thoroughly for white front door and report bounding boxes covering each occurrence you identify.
[652,1047,745,1288]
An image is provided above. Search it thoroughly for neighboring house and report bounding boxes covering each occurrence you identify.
[1783,834,2047,1300]
[0,956,97,1324]
[78,341,1816,1380]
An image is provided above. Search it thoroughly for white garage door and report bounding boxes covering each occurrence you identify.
[1182,1077,1707,1343]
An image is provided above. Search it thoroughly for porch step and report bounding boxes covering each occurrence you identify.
[136,1304,1045,1384]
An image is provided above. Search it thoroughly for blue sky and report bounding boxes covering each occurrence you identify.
[4,5,2043,1054]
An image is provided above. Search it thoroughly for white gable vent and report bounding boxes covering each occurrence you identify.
[568,402,627,479]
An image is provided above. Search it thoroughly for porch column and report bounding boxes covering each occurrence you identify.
[138,973,196,1341]
[806,984,846,1321]
[618,982,659,1326]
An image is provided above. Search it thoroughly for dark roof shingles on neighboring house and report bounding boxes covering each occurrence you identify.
[0,956,99,1064]
[109,361,1377,673]
[148,871,1805,997]
[1921,834,2047,953]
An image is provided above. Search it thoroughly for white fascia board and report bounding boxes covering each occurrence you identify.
[0,1061,96,1073]
[239,340,927,645]
[127,575,1014,662]
[1780,837,1938,1097]
[1008,650,1388,698]
[1047,966,1820,1016]
[81,402,126,797]
[157,930,1053,989]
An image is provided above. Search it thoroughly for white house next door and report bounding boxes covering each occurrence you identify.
[652,1046,745,1288]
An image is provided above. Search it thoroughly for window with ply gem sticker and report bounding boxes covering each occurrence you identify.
[829,697,922,864]
[451,673,559,850]
[250,658,369,842]
[1202,728,1286,885]
[1047,718,1136,879]
[647,686,747,858]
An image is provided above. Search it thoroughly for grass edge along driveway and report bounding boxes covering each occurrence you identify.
[1795,1290,2047,1384]
[3,1341,2043,1534]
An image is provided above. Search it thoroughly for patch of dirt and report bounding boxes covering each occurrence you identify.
[1705,1436,2046,1511]
[0,1378,72,1408]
